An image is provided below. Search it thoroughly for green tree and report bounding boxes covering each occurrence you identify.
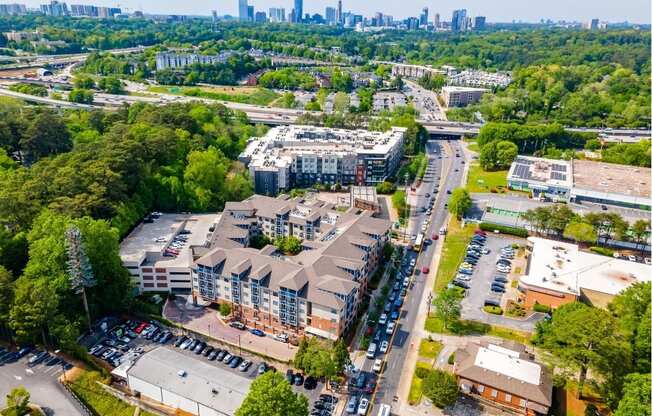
[563,222,598,245]
[183,146,229,211]
[421,369,458,408]
[279,92,296,108]
[73,75,95,90]
[630,219,650,249]
[332,340,351,373]
[495,140,518,168]
[19,110,72,163]
[609,282,651,373]
[4,386,30,416]
[219,303,231,316]
[433,288,461,330]
[236,371,309,416]
[536,302,627,398]
[376,181,396,194]
[447,188,472,218]
[333,91,350,113]
[9,278,58,346]
[274,236,302,255]
[614,373,651,416]
[0,265,14,324]
[69,88,94,104]
[97,76,124,94]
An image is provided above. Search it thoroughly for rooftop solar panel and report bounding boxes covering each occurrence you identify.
[551,164,567,172]
[550,172,566,181]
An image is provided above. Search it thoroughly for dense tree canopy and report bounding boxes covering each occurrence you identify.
[236,371,309,416]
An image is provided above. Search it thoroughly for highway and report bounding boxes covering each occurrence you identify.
[0,83,648,141]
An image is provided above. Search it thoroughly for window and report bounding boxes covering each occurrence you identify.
[490,389,498,398]
[504,394,512,403]
[519,399,527,407]
[155,268,166,273]
[157,283,168,288]
[477,385,485,393]
[142,275,153,280]
[156,275,167,280]
[143,283,154,287]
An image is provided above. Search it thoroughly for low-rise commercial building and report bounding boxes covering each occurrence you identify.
[441,86,487,107]
[454,341,552,416]
[120,347,251,416]
[507,156,651,210]
[518,237,652,309]
[239,125,406,196]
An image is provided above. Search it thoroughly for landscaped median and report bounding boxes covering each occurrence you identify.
[407,339,444,405]
[433,217,475,292]
[147,85,280,106]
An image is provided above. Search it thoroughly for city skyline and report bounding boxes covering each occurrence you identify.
[13,0,652,23]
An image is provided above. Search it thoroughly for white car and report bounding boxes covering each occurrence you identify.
[372,359,383,373]
[380,340,389,353]
[357,398,369,415]
[385,322,395,335]
[378,314,387,325]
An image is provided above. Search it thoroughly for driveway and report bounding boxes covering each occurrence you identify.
[459,235,545,332]
[163,297,297,362]
[0,351,83,416]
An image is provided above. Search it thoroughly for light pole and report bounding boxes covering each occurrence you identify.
[426,292,433,315]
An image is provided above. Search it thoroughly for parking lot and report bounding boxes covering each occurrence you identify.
[0,346,82,416]
[458,234,545,331]
[83,317,332,413]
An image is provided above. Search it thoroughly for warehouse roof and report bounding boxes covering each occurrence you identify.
[572,159,650,199]
[126,347,251,416]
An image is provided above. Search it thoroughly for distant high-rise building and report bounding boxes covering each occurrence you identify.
[474,16,486,30]
[269,7,285,22]
[238,0,248,21]
[406,16,419,30]
[40,1,68,16]
[0,3,27,15]
[451,8,467,31]
[254,11,266,22]
[325,7,336,24]
[419,7,428,27]
[293,0,302,22]
[434,12,440,28]
[288,8,295,24]
[373,11,383,26]
[212,10,217,22]
[336,0,342,24]
[247,5,254,21]
[589,18,599,29]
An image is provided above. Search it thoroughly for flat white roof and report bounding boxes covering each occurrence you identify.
[119,213,217,267]
[127,347,252,415]
[442,86,488,93]
[520,237,652,296]
[474,346,541,385]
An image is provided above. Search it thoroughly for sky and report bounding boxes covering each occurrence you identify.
[22,0,652,24]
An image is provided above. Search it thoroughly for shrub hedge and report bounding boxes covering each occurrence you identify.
[479,222,528,237]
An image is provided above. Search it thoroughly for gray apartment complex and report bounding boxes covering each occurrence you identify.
[119,194,391,340]
[239,125,407,196]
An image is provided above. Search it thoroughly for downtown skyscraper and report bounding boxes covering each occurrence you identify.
[293,0,303,22]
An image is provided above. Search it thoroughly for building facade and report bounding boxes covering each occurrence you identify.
[441,86,487,107]
[239,125,406,196]
[155,52,234,70]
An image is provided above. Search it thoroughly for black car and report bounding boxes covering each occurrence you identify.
[494,276,508,283]
[452,280,470,289]
[354,373,366,389]
[491,281,505,288]
[319,394,338,404]
[304,376,318,390]
[286,369,294,383]
[484,298,501,307]
[293,373,304,386]
[228,356,242,368]
[491,285,506,293]
[464,257,478,264]
[208,349,220,360]
[174,335,188,348]
[216,350,228,361]
[188,339,199,351]
[202,346,214,357]
[194,342,206,354]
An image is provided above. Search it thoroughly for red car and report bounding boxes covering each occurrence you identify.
[431,234,439,240]
[134,323,148,334]
[474,230,487,236]
[421,267,430,274]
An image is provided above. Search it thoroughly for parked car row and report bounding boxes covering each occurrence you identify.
[163,232,189,258]
[490,246,515,294]
[311,394,338,416]
[449,230,488,290]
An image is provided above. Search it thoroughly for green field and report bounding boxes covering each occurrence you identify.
[408,361,433,405]
[418,339,443,359]
[466,163,509,193]
[434,217,475,293]
[148,85,279,106]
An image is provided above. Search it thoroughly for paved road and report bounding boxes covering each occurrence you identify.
[0,350,83,415]
[365,139,466,413]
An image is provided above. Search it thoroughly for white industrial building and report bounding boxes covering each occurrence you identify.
[119,347,252,416]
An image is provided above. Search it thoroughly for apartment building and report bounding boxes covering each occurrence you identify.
[239,125,407,196]
[155,52,235,70]
[454,341,553,415]
[441,86,488,107]
[119,195,391,340]
[191,194,391,340]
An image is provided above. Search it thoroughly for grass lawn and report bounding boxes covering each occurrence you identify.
[424,315,531,344]
[467,142,480,152]
[68,369,158,416]
[148,85,279,106]
[434,217,475,293]
[408,361,432,405]
[466,163,509,194]
[418,339,443,360]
